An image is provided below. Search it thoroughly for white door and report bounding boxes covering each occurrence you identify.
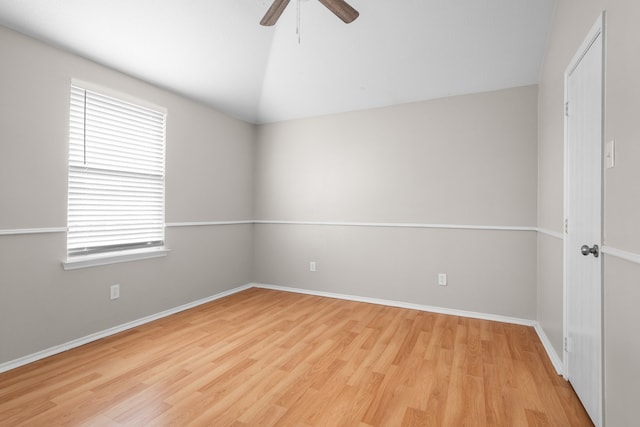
[564,14,604,427]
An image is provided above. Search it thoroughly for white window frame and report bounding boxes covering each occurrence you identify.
[63,80,168,270]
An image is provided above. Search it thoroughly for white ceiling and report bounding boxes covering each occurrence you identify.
[0,0,556,124]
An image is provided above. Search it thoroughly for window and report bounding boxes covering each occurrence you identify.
[65,82,166,266]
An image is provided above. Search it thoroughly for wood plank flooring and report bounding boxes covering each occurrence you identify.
[0,288,593,426]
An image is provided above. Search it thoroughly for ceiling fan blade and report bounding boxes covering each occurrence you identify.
[260,0,291,26]
[317,0,359,23]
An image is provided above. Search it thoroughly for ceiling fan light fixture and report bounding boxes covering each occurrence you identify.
[260,0,359,26]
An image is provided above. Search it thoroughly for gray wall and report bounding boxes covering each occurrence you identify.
[0,27,254,364]
[254,86,539,319]
[1,25,541,369]
[537,1,640,425]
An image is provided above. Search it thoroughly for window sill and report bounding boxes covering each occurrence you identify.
[62,247,169,270]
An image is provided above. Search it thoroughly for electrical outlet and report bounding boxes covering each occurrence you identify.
[438,273,447,286]
[110,284,120,300]
[309,261,317,272]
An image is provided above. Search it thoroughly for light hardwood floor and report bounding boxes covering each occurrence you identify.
[0,288,592,426]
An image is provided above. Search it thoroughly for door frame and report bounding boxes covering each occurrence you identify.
[562,11,605,427]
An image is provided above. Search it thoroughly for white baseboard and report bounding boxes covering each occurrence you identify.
[255,283,567,375]
[255,283,537,326]
[533,323,564,375]
[0,283,253,374]
[1,282,564,379]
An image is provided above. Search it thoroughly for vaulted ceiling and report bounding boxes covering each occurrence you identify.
[0,0,555,123]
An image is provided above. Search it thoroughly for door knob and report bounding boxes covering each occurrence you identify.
[581,244,599,258]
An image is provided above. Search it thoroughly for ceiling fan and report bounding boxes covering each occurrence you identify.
[260,0,359,26]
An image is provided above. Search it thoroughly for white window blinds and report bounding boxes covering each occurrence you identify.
[67,84,166,257]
